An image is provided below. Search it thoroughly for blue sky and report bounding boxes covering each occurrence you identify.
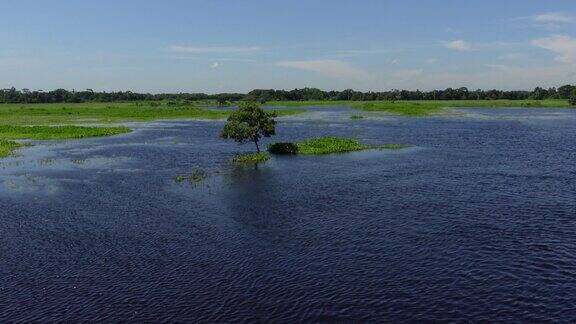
[1,0,575,93]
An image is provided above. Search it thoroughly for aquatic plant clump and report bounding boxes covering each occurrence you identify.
[0,139,24,158]
[268,137,408,155]
[296,137,367,155]
[174,169,207,185]
[232,152,270,164]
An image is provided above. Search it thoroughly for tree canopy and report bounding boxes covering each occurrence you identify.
[569,90,576,106]
[220,102,276,153]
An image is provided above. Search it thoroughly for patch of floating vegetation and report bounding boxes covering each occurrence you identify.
[0,125,131,140]
[350,115,365,120]
[0,125,131,158]
[231,152,270,164]
[269,137,408,155]
[0,140,24,158]
[174,169,208,185]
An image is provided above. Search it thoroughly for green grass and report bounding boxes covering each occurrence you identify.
[267,99,571,116]
[232,152,270,164]
[296,137,367,155]
[0,125,131,158]
[0,125,131,140]
[0,102,304,125]
[0,139,24,158]
[269,137,408,155]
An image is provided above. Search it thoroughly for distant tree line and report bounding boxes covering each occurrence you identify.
[0,87,244,104]
[244,86,576,102]
[1,85,575,104]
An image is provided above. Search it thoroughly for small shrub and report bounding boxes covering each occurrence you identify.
[268,142,298,154]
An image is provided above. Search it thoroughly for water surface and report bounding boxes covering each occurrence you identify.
[1,107,575,322]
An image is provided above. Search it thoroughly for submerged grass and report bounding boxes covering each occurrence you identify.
[0,139,24,158]
[0,102,304,125]
[232,152,270,164]
[269,137,408,155]
[174,169,208,185]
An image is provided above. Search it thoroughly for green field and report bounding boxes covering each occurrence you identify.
[0,102,304,126]
[267,99,571,116]
[0,102,303,158]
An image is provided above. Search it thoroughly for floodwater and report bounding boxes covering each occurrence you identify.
[1,107,575,322]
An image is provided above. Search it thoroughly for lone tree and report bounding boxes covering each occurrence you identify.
[220,101,276,153]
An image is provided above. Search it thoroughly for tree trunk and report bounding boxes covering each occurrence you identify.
[254,139,260,153]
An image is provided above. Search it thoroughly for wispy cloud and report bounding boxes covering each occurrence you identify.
[443,40,471,51]
[210,62,220,69]
[169,45,262,54]
[534,12,574,24]
[276,59,370,80]
[532,35,576,64]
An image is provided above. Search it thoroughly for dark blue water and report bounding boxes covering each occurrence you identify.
[1,107,576,322]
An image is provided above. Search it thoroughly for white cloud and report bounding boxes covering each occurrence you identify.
[534,12,574,24]
[443,40,471,51]
[276,59,370,80]
[169,45,261,54]
[210,62,220,69]
[532,35,576,63]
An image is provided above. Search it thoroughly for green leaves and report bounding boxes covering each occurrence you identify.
[569,90,576,106]
[220,101,277,152]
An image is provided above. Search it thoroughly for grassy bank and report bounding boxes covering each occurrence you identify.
[266,99,571,116]
[0,102,304,125]
[269,137,408,155]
